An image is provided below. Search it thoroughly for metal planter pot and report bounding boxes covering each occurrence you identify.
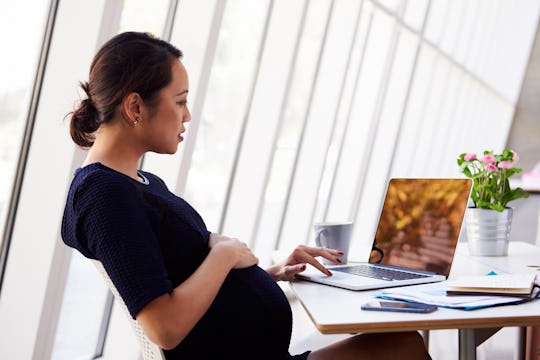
[465,207,513,256]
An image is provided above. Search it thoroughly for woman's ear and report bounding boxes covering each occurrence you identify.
[122,92,142,126]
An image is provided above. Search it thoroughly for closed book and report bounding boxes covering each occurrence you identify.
[446,273,537,298]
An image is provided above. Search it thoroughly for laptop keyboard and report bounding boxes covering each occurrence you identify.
[333,265,429,281]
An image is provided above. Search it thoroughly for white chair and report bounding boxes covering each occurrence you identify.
[91,260,166,360]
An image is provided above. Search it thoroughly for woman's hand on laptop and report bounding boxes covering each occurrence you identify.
[266,245,344,281]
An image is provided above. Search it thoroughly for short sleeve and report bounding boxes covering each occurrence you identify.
[74,173,173,318]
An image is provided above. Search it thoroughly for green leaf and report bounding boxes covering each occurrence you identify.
[456,149,525,210]
[462,167,472,178]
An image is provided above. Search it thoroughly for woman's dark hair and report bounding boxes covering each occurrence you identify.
[69,31,183,147]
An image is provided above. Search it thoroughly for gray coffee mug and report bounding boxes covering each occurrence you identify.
[313,222,353,265]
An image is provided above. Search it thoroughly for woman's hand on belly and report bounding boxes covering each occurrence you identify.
[208,233,241,249]
[210,233,259,269]
[136,236,258,349]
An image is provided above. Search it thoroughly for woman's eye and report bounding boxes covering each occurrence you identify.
[177,100,188,107]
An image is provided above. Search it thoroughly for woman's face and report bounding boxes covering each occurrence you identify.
[143,59,191,154]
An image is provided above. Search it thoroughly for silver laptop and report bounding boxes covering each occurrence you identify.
[297,178,472,291]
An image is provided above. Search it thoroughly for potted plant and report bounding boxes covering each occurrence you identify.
[457,149,529,256]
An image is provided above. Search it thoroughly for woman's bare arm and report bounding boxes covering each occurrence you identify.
[136,237,258,349]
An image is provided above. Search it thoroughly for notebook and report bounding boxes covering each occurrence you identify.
[297,178,473,291]
[446,273,538,298]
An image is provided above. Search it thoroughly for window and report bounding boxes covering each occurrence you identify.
[0,0,49,254]
[2,1,539,358]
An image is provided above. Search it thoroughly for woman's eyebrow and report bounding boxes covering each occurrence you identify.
[176,90,189,96]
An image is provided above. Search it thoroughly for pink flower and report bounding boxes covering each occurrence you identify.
[486,164,498,172]
[511,150,519,163]
[481,155,496,164]
[464,153,476,161]
[498,161,513,169]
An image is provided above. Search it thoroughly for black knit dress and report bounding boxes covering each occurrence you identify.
[61,163,310,360]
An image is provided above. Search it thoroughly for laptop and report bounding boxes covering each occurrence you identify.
[297,178,473,291]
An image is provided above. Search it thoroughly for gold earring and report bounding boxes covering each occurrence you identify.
[133,116,140,126]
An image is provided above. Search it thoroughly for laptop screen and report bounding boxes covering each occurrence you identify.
[368,178,472,276]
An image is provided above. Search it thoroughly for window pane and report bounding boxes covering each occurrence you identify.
[279,0,364,250]
[326,6,393,223]
[402,0,428,30]
[453,0,478,64]
[222,0,306,256]
[51,252,109,359]
[437,0,466,56]
[325,1,374,222]
[423,0,450,45]
[313,1,368,225]
[377,0,404,14]
[352,25,418,259]
[255,0,332,250]
[183,0,270,231]
[408,55,450,176]
[119,0,170,35]
[391,45,436,177]
[0,0,49,249]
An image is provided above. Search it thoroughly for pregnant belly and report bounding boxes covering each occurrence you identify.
[180,265,293,358]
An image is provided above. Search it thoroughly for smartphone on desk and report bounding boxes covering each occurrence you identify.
[361,300,438,313]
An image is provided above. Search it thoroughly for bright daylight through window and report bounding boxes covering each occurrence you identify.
[0,0,539,359]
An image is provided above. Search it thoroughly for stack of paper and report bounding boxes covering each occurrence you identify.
[375,281,533,310]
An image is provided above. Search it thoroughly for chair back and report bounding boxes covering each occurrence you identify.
[91,260,166,360]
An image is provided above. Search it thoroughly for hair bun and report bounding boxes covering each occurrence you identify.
[69,94,100,147]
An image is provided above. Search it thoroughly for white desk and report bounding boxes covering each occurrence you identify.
[290,242,540,360]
